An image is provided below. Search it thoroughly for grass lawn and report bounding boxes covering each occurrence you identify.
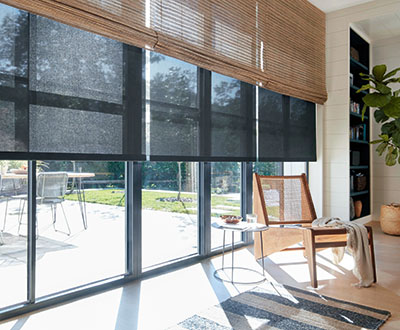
[65,189,241,216]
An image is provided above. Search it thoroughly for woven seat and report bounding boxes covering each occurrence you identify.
[253,173,377,288]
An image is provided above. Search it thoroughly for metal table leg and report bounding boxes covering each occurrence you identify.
[231,231,234,282]
[222,230,225,269]
[260,231,265,276]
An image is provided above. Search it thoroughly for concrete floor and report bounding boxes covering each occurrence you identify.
[0,221,398,329]
[0,198,239,308]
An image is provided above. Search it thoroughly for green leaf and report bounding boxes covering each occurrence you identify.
[361,103,368,120]
[395,90,400,97]
[361,77,378,84]
[382,97,400,118]
[383,67,400,80]
[385,147,397,166]
[379,134,389,141]
[373,64,387,82]
[356,84,374,93]
[376,142,388,156]
[374,109,389,123]
[370,139,383,144]
[393,131,400,146]
[395,119,400,129]
[381,122,396,135]
[376,82,391,94]
[383,77,400,84]
[359,72,372,77]
[362,93,391,108]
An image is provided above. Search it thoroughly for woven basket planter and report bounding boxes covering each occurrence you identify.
[380,203,400,235]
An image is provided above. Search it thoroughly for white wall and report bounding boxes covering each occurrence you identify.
[372,36,400,219]
[322,0,400,221]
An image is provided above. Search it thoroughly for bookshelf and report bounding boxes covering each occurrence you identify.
[349,28,370,220]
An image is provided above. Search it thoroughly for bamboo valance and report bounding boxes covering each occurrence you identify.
[0,0,327,104]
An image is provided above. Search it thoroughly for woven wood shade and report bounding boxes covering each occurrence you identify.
[1,0,327,104]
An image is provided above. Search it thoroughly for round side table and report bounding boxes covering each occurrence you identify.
[212,221,269,284]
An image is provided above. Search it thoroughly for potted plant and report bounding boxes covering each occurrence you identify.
[357,64,400,234]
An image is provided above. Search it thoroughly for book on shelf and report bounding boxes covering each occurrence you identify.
[350,124,367,140]
[349,100,361,114]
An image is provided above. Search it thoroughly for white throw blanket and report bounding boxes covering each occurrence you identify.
[312,217,374,288]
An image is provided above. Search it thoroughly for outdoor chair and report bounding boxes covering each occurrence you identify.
[0,174,25,232]
[253,173,376,288]
[18,172,71,236]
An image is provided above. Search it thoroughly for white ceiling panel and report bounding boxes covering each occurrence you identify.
[355,12,400,41]
[308,0,374,13]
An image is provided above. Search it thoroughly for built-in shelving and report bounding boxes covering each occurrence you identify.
[350,139,369,144]
[350,85,367,94]
[349,28,371,220]
[350,57,369,71]
[350,112,368,120]
[350,165,369,170]
[350,190,369,197]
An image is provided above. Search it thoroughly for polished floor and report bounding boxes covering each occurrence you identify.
[0,221,399,330]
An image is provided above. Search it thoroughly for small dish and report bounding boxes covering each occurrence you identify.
[220,215,242,224]
[10,169,28,175]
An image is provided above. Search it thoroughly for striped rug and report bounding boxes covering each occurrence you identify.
[168,282,390,330]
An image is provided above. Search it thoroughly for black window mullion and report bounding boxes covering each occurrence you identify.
[241,162,254,243]
[198,162,211,256]
[199,69,211,157]
[123,45,143,157]
[127,161,142,277]
[27,160,36,303]
[241,83,256,159]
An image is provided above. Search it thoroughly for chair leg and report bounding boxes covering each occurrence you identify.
[2,198,9,232]
[303,229,318,288]
[53,203,71,236]
[367,226,377,283]
[60,203,71,236]
[17,200,26,236]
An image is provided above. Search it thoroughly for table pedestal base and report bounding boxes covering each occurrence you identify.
[214,266,266,285]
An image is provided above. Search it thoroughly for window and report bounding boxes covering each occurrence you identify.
[211,162,242,249]
[0,160,28,308]
[34,161,126,296]
[142,161,198,268]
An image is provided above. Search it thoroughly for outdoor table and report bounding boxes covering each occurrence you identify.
[212,220,269,284]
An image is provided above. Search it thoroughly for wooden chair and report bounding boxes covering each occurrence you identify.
[253,173,377,288]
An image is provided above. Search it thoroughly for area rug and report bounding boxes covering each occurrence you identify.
[168,283,391,330]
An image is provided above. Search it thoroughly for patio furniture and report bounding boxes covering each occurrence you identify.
[18,172,71,236]
[0,174,25,232]
[253,173,376,288]
[4,171,94,231]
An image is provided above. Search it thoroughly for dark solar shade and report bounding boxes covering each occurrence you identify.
[211,73,255,159]
[288,96,316,161]
[0,4,316,162]
[146,54,200,158]
[258,88,316,161]
[0,7,142,159]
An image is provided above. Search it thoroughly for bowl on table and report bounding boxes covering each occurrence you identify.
[220,215,242,224]
[10,169,28,174]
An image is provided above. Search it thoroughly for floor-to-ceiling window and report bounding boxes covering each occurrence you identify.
[210,162,242,249]
[0,160,28,308]
[142,161,198,269]
[33,161,126,297]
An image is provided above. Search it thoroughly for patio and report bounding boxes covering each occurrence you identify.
[0,190,240,308]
